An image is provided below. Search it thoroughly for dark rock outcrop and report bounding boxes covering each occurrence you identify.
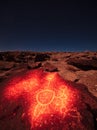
[67,58,97,70]
[34,53,50,62]
[0,61,15,71]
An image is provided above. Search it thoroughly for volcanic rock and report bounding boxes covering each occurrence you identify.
[34,53,50,62]
[0,69,97,130]
[27,62,42,69]
[0,61,15,70]
[67,57,97,70]
[0,51,97,130]
[42,62,58,72]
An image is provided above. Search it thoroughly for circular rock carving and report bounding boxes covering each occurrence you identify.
[36,89,55,105]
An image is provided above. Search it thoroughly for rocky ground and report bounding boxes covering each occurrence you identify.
[0,51,97,130]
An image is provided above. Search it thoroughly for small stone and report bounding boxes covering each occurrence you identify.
[27,62,41,69]
[43,62,58,72]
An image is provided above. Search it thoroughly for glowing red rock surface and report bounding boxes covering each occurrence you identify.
[0,69,84,130]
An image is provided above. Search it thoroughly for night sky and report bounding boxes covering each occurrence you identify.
[0,0,97,51]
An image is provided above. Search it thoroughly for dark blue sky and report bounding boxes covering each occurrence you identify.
[0,0,97,51]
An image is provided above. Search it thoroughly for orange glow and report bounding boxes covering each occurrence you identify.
[1,69,79,129]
